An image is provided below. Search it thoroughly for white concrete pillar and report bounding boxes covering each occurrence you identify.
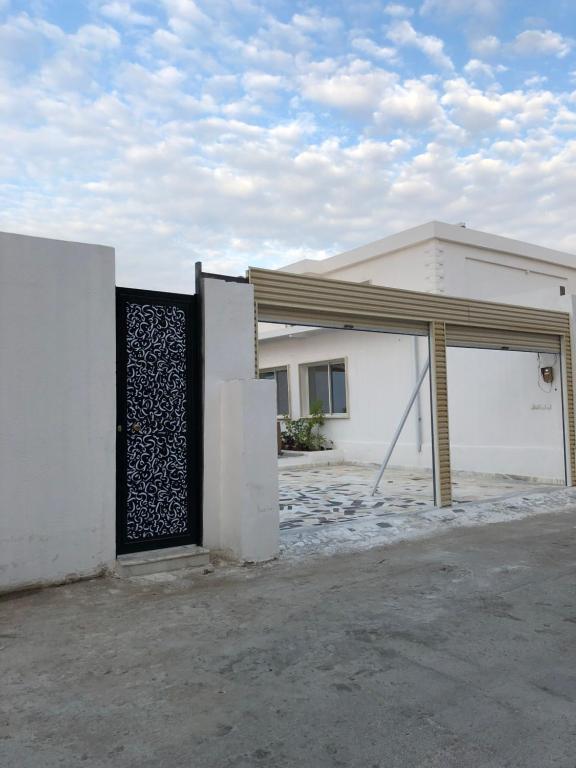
[203,277,255,549]
[220,379,279,562]
[202,276,278,561]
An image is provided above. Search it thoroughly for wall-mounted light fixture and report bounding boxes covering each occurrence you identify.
[541,366,554,384]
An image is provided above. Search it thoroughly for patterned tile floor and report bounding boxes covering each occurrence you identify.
[279,463,551,531]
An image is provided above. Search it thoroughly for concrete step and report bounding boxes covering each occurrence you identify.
[115,545,210,578]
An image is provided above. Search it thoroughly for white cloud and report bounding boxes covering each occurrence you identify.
[0,15,121,93]
[470,35,501,57]
[227,11,342,72]
[383,4,413,17]
[525,75,548,88]
[442,77,558,133]
[420,0,501,17]
[119,62,186,91]
[0,13,64,73]
[387,20,453,70]
[351,37,398,63]
[253,16,316,52]
[242,72,286,92]
[72,24,121,49]
[523,17,548,30]
[300,63,396,113]
[291,12,342,35]
[162,0,209,23]
[272,63,445,130]
[43,132,576,281]
[374,78,444,128]
[511,30,573,59]
[2,0,576,291]
[100,2,155,26]
[464,59,506,79]
[236,40,294,70]
[5,96,576,289]
[160,0,212,41]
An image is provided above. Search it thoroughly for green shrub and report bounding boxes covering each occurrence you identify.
[281,400,331,451]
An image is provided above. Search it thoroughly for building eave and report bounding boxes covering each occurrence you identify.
[279,221,576,276]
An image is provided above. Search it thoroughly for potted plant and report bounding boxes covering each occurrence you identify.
[280,401,332,452]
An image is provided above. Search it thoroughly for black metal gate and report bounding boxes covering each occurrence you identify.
[116,288,201,554]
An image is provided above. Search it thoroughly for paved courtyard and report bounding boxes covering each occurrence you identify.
[3,509,576,767]
[279,463,552,531]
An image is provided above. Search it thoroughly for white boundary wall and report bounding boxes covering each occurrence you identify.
[203,277,278,562]
[0,233,116,591]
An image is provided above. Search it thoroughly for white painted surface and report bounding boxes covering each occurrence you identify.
[437,241,575,300]
[278,449,345,469]
[260,326,566,481]
[221,379,278,562]
[0,232,116,591]
[203,277,278,560]
[282,221,576,302]
[260,221,574,483]
[283,221,576,282]
[447,347,564,480]
[320,242,440,293]
[260,327,434,470]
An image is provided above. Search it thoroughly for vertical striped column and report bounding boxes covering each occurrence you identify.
[253,300,260,377]
[430,321,452,507]
[561,332,576,486]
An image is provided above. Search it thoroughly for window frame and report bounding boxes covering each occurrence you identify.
[299,357,350,419]
[258,365,291,418]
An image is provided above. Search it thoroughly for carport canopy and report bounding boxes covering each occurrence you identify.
[248,267,575,506]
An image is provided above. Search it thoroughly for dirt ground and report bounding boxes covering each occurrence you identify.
[3,509,576,768]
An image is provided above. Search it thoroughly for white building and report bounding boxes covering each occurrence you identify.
[2,223,575,593]
[259,222,576,482]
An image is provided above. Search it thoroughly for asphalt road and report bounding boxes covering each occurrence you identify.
[3,510,576,767]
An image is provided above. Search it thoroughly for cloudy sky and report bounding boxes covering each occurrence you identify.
[1,0,575,290]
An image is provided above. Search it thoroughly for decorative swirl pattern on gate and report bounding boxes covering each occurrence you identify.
[125,302,189,541]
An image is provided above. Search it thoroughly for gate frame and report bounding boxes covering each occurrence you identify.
[115,286,203,554]
[248,267,576,506]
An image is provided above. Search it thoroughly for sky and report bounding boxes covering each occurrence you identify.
[1,0,576,290]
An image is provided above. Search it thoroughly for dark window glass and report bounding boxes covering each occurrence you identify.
[259,369,289,416]
[276,368,289,416]
[330,362,347,414]
[308,364,330,413]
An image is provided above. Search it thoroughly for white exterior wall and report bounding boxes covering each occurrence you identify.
[203,278,278,561]
[319,239,576,302]
[260,327,566,481]
[437,241,575,301]
[0,232,116,592]
[285,223,576,303]
[263,229,575,482]
[321,242,441,293]
[260,328,434,469]
[447,347,564,480]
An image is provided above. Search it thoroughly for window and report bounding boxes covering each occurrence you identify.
[259,367,290,416]
[305,360,347,415]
